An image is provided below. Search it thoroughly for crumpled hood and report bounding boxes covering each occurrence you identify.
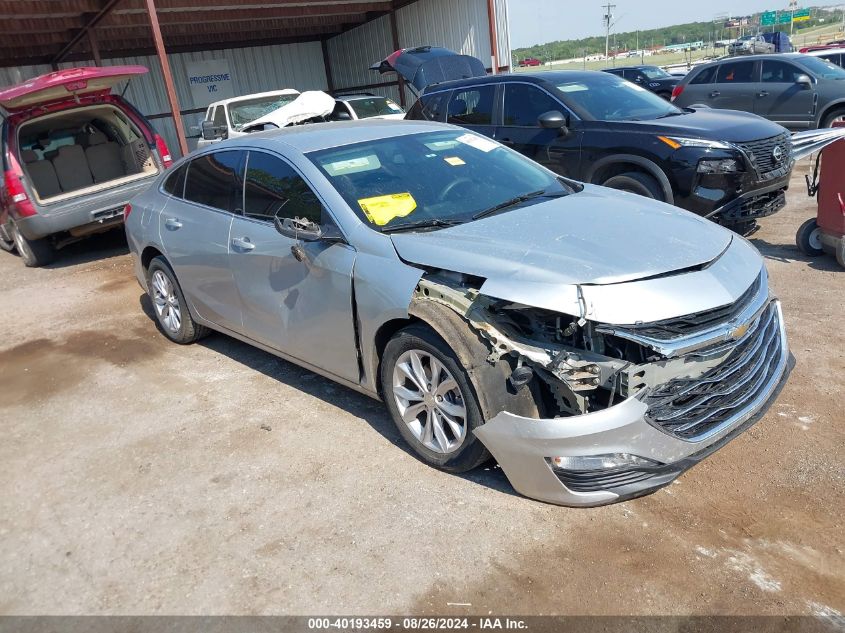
[248,91,335,128]
[390,185,732,288]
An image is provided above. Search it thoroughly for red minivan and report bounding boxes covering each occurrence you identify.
[0,66,173,267]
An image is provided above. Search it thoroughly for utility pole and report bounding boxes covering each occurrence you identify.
[603,2,616,65]
[789,0,797,35]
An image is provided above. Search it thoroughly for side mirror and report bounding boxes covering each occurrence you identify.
[537,110,569,135]
[201,120,219,141]
[796,74,813,89]
[334,111,353,121]
[274,216,324,242]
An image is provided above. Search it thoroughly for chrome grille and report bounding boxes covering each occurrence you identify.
[736,132,792,179]
[619,274,762,341]
[644,302,784,440]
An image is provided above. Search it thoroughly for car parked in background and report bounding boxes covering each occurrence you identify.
[196,89,300,148]
[519,58,542,67]
[672,53,845,129]
[125,120,790,506]
[0,66,173,267]
[729,35,776,55]
[382,48,793,229]
[329,94,405,121]
[807,47,845,69]
[799,41,845,53]
[602,65,680,99]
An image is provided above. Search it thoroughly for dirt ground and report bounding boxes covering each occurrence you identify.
[0,162,842,617]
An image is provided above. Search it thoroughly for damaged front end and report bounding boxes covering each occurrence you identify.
[412,264,790,506]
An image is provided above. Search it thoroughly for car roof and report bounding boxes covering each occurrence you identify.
[604,65,657,71]
[691,52,815,68]
[227,119,452,153]
[336,94,388,101]
[807,48,845,56]
[423,69,605,92]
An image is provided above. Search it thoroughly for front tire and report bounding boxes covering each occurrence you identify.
[601,171,664,200]
[380,324,489,473]
[146,256,209,344]
[796,218,824,256]
[821,107,845,129]
[10,222,55,267]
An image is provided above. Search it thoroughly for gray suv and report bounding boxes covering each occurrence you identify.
[672,53,845,129]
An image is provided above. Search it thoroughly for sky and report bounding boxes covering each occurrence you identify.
[506,0,806,48]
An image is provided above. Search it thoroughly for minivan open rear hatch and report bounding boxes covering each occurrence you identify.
[370,46,486,93]
[0,66,148,114]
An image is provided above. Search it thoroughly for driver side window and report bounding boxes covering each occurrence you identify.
[503,84,563,127]
[243,151,323,224]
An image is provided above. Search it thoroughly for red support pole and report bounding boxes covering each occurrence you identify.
[486,0,500,74]
[145,0,188,158]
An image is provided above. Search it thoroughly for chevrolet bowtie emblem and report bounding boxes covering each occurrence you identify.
[731,321,751,340]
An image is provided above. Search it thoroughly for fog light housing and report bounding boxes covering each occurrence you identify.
[697,158,740,174]
[548,453,660,471]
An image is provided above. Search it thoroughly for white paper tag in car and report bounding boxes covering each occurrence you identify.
[456,133,498,153]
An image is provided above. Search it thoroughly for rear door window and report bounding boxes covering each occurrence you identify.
[761,60,804,82]
[716,61,756,83]
[243,151,323,224]
[184,150,244,212]
[503,83,562,127]
[690,66,717,84]
[447,86,495,126]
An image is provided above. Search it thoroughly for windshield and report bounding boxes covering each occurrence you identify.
[555,74,680,121]
[308,130,572,231]
[347,96,405,118]
[228,94,299,129]
[798,55,845,80]
[640,66,671,79]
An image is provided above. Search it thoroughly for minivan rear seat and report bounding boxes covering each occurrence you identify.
[21,149,62,199]
[81,131,126,183]
[52,145,94,192]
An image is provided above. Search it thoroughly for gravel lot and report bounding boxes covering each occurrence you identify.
[0,163,842,617]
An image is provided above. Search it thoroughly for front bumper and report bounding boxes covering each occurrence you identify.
[474,302,791,507]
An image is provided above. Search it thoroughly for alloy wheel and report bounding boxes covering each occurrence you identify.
[151,269,182,334]
[392,349,468,454]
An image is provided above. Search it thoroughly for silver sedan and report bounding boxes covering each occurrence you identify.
[125,120,790,506]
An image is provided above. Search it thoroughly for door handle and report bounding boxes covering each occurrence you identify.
[709,91,721,98]
[757,90,769,98]
[231,236,255,252]
[164,217,182,230]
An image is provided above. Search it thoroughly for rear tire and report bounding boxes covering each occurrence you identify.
[146,256,209,344]
[601,171,664,201]
[836,239,845,269]
[0,223,15,253]
[10,222,55,267]
[821,107,845,129]
[795,218,824,256]
[380,323,490,473]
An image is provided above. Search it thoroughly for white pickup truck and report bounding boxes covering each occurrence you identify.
[195,89,299,148]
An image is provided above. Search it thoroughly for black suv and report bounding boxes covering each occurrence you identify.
[602,65,680,99]
[376,48,794,227]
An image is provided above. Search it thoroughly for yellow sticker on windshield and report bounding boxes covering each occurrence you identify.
[358,193,417,226]
[444,156,466,166]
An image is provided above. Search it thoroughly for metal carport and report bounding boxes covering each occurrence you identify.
[0,0,511,158]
